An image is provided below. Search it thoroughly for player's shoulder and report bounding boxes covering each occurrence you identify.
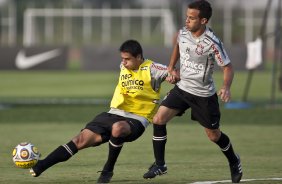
[179,26,188,35]
[178,27,191,38]
[204,27,221,44]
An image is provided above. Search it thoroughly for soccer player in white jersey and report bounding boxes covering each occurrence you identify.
[143,1,243,183]
[29,40,175,183]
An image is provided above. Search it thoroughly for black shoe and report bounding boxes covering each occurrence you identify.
[97,170,114,184]
[230,154,243,183]
[143,162,167,179]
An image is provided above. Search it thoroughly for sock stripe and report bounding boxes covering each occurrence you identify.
[109,140,123,147]
[62,144,74,156]
[153,136,167,141]
[221,142,231,152]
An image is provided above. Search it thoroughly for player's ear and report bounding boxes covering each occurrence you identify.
[201,18,208,25]
[137,54,142,60]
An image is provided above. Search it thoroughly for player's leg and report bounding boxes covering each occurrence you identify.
[100,121,130,172]
[98,118,145,183]
[205,128,238,164]
[205,128,242,183]
[206,93,242,183]
[153,106,179,165]
[143,106,179,179]
[30,129,102,177]
[191,93,238,164]
[144,86,187,179]
[193,93,242,183]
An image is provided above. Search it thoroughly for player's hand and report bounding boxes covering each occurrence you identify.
[217,87,231,103]
[166,74,176,84]
[166,69,180,84]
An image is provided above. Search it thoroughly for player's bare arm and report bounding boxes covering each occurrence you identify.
[218,63,234,102]
[166,43,180,84]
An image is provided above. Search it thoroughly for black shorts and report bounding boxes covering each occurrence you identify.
[84,112,145,144]
[161,85,221,129]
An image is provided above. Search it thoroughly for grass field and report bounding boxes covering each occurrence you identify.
[0,70,282,184]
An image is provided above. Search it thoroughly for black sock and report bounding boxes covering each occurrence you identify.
[34,141,78,175]
[216,132,237,164]
[102,136,124,172]
[153,124,167,166]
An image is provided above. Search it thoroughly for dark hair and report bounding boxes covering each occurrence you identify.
[188,0,212,21]
[119,39,143,58]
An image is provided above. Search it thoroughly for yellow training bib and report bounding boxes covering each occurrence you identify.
[110,60,160,122]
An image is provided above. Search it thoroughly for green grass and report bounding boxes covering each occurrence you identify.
[0,71,117,99]
[0,70,282,183]
[0,70,281,103]
[1,122,282,184]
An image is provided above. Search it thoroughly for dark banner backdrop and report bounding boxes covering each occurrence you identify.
[0,46,68,70]
[0,45,257,71]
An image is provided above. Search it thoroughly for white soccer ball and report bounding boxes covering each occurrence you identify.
[12,142,40,169]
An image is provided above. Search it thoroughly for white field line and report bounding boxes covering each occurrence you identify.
[190,177,282,184]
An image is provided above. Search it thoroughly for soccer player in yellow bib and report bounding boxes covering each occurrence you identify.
[29,40,175,183]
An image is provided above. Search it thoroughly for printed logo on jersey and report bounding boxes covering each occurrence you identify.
[195,44,204,55]
[211,44,224,65]
[120,74,144,91]
[186,47,190,53]
[182,53,204,74]
[151,63,167,70]
[140,66,149,71]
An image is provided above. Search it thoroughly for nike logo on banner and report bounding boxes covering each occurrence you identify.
[15,49,61,69]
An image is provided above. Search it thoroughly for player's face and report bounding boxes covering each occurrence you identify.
[120,52,141,70]
[185,8,207,34]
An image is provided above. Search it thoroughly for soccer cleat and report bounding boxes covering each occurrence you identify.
[29,168,38,177]
[97,170,114,184]
[29,160,43,177]
[143,162,167,179]
[229,154,243,183]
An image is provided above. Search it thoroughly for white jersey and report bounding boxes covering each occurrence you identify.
[177,27,231,97]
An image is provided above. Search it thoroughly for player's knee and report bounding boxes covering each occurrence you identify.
[153,114,166,125]
[208,135,219,142]
[206,129,221,142]
[112,121,130,137]
[72,131,96,150]
[72,135,86,150]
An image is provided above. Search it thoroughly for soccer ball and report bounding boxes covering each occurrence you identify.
[12,142,40,169]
